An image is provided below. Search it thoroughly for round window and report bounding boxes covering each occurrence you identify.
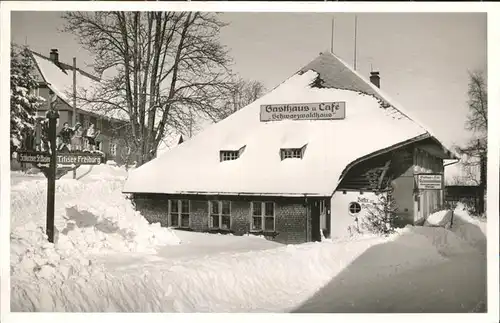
[348,202,362,215]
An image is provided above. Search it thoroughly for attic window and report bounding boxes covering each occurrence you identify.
[280,144,307,160]
[220,145,246,162]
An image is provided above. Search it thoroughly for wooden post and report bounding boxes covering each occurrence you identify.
[46,95,59,243]
[73,57,77,179]
[354,15,358,71]
[72,57,77,125]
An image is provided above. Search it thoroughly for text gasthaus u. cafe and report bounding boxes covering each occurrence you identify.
[260,102,346,122]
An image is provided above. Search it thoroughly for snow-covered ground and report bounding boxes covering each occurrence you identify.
[10,164,487,313]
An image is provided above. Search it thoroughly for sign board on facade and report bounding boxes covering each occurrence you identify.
[260,102,346,122]
[18,151,104,167]
[416,174,443,190]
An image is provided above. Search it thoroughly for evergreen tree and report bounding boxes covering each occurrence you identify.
[362,185,399,236]
[10,45,44,153]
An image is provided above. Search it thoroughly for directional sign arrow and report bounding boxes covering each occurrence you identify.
[37,163,50,168]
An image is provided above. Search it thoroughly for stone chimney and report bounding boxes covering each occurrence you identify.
[49,49,59,63]
[370,71,380,88]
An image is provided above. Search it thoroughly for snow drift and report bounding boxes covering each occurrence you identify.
[11,166,486,312]
[12,226,461,312]
[11,164,182,311]
[424,204,486,253]
[11,164,180,256]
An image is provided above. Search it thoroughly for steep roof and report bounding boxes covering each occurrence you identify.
[123,52,455,197]
[29,50,128,122]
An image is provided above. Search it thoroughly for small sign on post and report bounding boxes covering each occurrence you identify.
[416,174,443,190]
[16,151,104,167]
[57,152,104,166]
[17,151,51,168]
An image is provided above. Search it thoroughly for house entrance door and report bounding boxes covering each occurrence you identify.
[311,200,321,242]
[414,192,423,224]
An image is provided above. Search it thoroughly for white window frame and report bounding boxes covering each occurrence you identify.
[280,145,307,160]
[348,202,362,216]
[220,146,246,162]
[169,199,190,228]
[250,201,276,232]
[281,149,302,159]
[109,142,117,156]
[208,200,231,230]
[220,150,239,161]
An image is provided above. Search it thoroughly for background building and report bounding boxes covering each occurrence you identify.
[27,48,131,164]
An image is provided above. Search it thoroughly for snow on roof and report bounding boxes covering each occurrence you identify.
[123,52,450,196]
[29,50,128,122]
[157,132,185,157]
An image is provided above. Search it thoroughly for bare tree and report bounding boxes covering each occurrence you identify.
[465,71,487,134]
[221,77,266,118]
[456,70,487,214]
[63,12,234,165]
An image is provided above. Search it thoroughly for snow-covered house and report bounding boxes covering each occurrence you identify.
[27,48,130,163]
[123,52,457,244]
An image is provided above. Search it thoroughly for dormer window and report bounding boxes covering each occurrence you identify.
[221,150,239,161]
[280,144,307,160]
[220,145,246,162]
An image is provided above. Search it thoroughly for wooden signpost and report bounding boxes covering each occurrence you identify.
[16,96,104,243]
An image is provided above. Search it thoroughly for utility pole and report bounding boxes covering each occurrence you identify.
[73,57,77,179]
[331,17,335,53]
[73,57,77,126]
[354,15,358,71]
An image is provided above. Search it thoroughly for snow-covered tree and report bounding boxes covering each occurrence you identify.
[362,186,399,236]
[10,45,44,153]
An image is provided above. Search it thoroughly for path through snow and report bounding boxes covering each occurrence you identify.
[293,241,486,313]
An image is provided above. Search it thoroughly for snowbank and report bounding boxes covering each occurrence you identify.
[11,223,108,309]
[12,229,453,312]
[396,226,476,257]
[424,209,453,227]
[11,164,180,255]
[11,167,485,312]
[11,164,182,311]
[450,203,487,252]
[423,203,486,253]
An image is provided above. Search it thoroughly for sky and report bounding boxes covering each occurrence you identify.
[10,11,487,148]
